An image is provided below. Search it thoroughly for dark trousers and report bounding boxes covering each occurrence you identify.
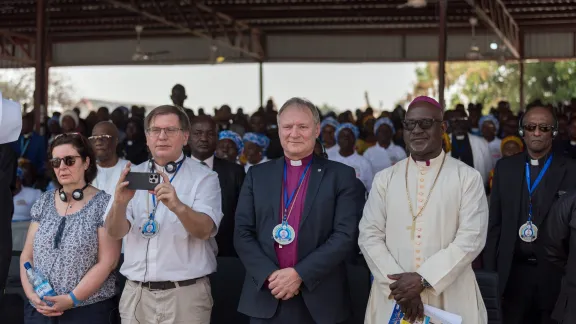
[249,295,315,324]
[24,298,117,324]
[503,263,557,324]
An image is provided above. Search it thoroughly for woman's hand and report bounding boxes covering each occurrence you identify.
[43,294,75,313]
[26,291,63,317]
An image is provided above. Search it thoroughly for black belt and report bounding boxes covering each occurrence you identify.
[132,277,203,290]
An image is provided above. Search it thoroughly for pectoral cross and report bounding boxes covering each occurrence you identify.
[406,218,416,241]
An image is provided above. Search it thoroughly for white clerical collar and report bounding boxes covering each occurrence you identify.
[530,159,539,166]
[571,140,576,146]
[154,153,185,172]
[290,160,302,166]
[455,135,465,140]
[413,150,445,168]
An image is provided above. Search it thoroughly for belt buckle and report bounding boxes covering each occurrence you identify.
[146,282,160,291]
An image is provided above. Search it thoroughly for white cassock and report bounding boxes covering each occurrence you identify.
[364,143,407,174]
[326,145,340,159]
[359,150,488,324]
[330,152,374,191]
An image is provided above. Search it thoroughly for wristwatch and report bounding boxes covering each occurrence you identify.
[420,276,432,289]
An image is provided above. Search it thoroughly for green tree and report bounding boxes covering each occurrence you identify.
[403,60,576,114]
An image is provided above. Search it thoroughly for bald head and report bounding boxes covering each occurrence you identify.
[522,106,555,125]
[91,121,119,166]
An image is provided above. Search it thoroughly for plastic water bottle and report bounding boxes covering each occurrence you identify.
[24,262,56,306]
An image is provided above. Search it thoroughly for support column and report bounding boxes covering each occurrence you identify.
[438,0,448,108]
[34,0,49,135]
[519,32,525,112]
[259,62,264,108]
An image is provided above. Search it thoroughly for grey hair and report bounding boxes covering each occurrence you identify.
[277,97,321,125]
[144,105,191,132]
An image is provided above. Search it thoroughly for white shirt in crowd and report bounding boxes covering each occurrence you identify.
[330,152,374,191]
[326,145,340,160]
[244,156,269,173]
[487,137,502,168]
[92,158,129,196]
[109,154,223,282]
[364,144,407,175]
[12,187,42,222]
[190,154,214,170]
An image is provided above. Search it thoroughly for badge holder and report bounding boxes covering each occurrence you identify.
[141,215,160,239]
[520,156,551,243]
[273,223,296,247]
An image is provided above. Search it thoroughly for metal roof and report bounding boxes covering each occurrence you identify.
[1,0,575,41]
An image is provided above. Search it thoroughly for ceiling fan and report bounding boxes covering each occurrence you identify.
[465,17,508,62]
[131,25,170,62]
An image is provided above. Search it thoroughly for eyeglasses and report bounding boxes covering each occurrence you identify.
[402,119,443,131]
[145,127,183,138]
[54,218,66,249]
[522,123,555,133]
[49,155,81,169]
[88,135,113,142]
[54,132,82,141]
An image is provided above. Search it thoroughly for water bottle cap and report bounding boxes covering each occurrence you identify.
[23,262,31,270]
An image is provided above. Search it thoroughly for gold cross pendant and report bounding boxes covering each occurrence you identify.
[406,219,416,241]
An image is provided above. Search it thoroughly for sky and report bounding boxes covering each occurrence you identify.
[45,62,420,114]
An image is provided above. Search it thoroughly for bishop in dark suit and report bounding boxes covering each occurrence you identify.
[484,106,576,324]
[234,97,365,324]
[188,115,245,257]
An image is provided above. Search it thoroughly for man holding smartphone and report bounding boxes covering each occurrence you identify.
[104,105,223,324]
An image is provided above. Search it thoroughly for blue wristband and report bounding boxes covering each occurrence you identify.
[68,292,80,307]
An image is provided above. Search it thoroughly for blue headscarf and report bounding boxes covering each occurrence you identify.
[243,132,270,154]
[321,117,339,130]
[335,123,360,141]
[373,117,396,135]
[479,115,500,132]
[219,130,243,154]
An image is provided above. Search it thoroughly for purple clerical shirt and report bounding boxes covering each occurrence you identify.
[274,154,313,269]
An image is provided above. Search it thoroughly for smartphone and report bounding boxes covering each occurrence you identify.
[125,172,160,191]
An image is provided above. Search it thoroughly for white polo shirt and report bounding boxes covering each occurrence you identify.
[115,154,223,282]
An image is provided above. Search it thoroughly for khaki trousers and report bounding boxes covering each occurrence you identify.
[120,277,213,324]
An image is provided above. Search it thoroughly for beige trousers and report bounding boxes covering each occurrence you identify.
[120,277,213,324]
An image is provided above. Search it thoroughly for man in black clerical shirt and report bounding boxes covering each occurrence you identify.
[484,106,576,324]
[188,115,245,257]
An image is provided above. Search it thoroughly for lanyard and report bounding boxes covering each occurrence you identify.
[525,155,552,221]
[149,159,185,220]
[20,136,31,157]
[281,160,312,224]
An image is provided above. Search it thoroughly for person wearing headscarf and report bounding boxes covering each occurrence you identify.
[320,117,340,159]
[216,130,244,164]
[359,95,488,323]
[488,135,524,191]
[11,167,42,251]
[364,118,406,174]
[329,123,374,191]
[479,114,502,167]
[356,115,377,155]
[243,132,270,172]
[59,109,80,133]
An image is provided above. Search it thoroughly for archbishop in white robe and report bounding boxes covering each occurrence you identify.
[358,150,488,324]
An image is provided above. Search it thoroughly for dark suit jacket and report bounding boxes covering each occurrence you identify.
[213,157,245,257]
[543,191,576,322]
[484,152,576,308]
[234,156,364,324]
[0,145,17,294]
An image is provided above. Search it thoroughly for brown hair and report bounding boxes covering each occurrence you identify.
[144,105,191,133]
[48,133,98,186]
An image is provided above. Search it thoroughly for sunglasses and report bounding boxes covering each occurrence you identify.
[88,134,113,142]
[522,123,555,133]
[402,119,443,131]
[49,155,81,169]
[54,218,66,249]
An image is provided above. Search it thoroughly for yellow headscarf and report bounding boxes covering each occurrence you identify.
[500,135,524,153]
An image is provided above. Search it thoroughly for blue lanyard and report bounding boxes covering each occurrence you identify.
[20,136,31,157]
[282,160,312,224]
[150,159,185,220]
[525,155,552,221]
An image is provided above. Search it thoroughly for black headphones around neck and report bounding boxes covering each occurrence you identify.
[59,184,89,202]
[517,110,559,138]
[148,156,186,174]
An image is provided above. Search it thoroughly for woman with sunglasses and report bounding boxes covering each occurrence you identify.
[20,133,120,323]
